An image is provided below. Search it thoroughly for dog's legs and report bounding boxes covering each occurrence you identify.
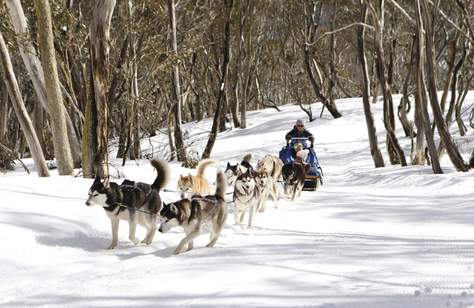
[258,189,268,213]
[248,204,257,228]
[128,215,140,245]
[239,210,246,225]
[147,227,157,245]
[207,221,224,248]
[269,186,279,209]
[291,184,298,201]
[108,217,119,249]
[142,216,157,245]
[174,227,200,255]
[297,183,303,197]
[234,206,240,225]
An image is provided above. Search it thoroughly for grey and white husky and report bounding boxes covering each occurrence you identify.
[85,159,169,249]
[256,154,283,210]
[233,169,261,228]
[254,170,278,213]
[159,171,227,255]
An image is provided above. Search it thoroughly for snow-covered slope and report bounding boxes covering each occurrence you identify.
[1,94,474,308]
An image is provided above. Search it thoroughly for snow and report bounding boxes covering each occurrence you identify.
[2,93,474,307]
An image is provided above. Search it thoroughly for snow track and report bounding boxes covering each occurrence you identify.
[1,94,474,307]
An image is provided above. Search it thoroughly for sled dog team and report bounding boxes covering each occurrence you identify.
[86,154,306,254]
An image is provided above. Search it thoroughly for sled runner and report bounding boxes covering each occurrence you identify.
[278,137,323,191]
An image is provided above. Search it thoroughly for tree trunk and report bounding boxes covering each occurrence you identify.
[32,98,48,158]
[202,0,233,159]
[0,81,8,142]
[399,36,416,138]
[370,2,406,166]
[303,48,342,119]
[88,0,116,178]
[167,106,176,161]
[419,0,468,172]
[5,0,81,168]
[328,0,338,108]
[413,6,442,173]
[0,32,49,177]
[168,0,187,162]
[357,3,384,168]
[33,0,73,175]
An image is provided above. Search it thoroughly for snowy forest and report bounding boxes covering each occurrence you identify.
[0,0,473,176]
[2,0,474,307]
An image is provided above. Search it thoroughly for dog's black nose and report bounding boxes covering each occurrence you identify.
[85,201,90,206]
[158,228,163,233]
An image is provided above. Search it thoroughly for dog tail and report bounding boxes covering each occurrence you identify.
[270,157,281,178]
[242,153,252,163]
[150,159,170,191]
[215,171,226,201]
[196,159,217,177]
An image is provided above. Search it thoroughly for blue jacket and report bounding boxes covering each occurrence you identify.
[285,126,313,140]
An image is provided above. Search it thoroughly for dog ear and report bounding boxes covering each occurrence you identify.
[102,177,110,188]
[170,203,178,214]
[93,176,101,185]
[226,162,231,168]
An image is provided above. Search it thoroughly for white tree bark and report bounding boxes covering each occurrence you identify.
[4,0,48,110]
[33,0,74,175]
[0,32,49,177]
[89,0,116,178]
[4,0,82,167]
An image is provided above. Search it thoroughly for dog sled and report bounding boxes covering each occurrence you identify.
[278,137,323,191]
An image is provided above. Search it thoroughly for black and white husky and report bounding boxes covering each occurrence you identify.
[233,169,261,228]
[85,159,169,249]
[224,153,253,187]
[159,171,227,255]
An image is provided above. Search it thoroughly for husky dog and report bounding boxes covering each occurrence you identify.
[224,153,253,187]
[282,162,309,201]
[256,154,284,182]
[233,169,261,228]
[86,159,169,249]
[159,171,227,255]
[177,159,217,198]
[256,154,283,209]
[254,170,278,213]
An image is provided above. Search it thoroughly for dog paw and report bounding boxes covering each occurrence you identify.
[130,237,140,245]
[107,243,117,250]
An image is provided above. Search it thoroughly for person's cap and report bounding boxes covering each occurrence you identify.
[296,119,304,126]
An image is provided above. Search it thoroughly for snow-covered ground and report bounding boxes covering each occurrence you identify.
[1,94,474,308]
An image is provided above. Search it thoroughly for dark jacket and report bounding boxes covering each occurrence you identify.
[285,126,313,141]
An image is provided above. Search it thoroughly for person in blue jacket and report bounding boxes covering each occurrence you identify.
[285,119,314,145]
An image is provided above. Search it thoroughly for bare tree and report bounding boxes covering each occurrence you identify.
[86,0,117,178]
[414,3,442,173]
[367,0,407,166]
[4,0,81,167]
[33,0,74,175]
[357,2,384,168]
[202,0,233,159]
[419,0,468,172]
[168,0,187,162]
[0,32,49,177]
